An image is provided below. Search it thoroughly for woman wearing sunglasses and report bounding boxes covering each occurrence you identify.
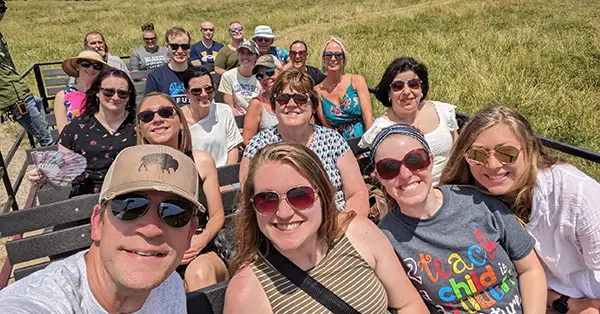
[441,106,600,312]
[136,92,228,292]
[218,40,261,116]
[240,68,369,216]
[314,36,373,140]
[129,23,169,72]
[55,50,109,133]
[241,55,282,146]
[374,124,547,313]
[225,142,427,313]
[181,67,243,168]
[215,21,244,75]
[359,57,458,186]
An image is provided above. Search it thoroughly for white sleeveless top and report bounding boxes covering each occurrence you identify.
[359,101,458,185]
[258,104,278,130]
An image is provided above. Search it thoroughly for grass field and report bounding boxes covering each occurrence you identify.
[1,0,599,178]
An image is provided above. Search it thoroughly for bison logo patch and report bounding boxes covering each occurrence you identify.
[138,153,179,173]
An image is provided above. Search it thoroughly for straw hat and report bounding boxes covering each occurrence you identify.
[61,50,110,77]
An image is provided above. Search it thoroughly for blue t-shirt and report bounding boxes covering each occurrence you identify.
[190,41,224,65]
[144,64,189,106]
[269,46,289,64]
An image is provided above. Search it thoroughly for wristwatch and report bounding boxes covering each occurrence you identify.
[551,294,570,314]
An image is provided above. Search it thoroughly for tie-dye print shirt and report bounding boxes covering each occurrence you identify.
[59,114,136,197]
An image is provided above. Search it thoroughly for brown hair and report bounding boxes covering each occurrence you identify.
[164,26,191,44]
[230,142,355,274]
[83,31,108,53]
[136,92,193,153]
[440,105,563,222]
[269,68,319,112]
[141,22,155,33]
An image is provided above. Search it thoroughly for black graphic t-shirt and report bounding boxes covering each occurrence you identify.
[144,64,189,107]
[59,114,137,197]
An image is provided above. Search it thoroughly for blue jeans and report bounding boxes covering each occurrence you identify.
[9,95,53,147]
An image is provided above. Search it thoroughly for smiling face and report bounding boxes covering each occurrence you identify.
[254,37,273,54]
[256,66,280,92]
[290,42,308,69]
[201,22,214,41]
[143,31,157,50]
[167,34,190,65]
[238,48,258,69]
[389,70,423,116]
[253,161,322,254]
[137,95,180,148]
[274,86,314,128]
[86,34,106,57]
[91,190,196,291]
[185,75,214,108]
[76,60,101,81]
[322,40,344,72]
[374,135,434,207]
[97,76,130,114]
[229,23,244,40]
[468,122,527,197]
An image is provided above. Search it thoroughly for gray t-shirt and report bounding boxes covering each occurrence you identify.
[129,46,170,71]
[0,250,187,313]
[378,185,535,314]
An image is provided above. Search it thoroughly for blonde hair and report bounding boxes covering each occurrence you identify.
[440,105,562,222]
[136,92,193,153]
[319,36,349,72]
[230,142,355,274]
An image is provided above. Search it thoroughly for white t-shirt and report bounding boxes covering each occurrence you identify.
[218,68,261,114]
[529,164,600,298]
[189,102,243,167]
[0,250,187,313]
[359,101,458,185]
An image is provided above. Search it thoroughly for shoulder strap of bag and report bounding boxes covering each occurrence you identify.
[264,245,361,314]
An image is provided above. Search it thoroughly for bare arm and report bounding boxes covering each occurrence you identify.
[227,146,239,165]
[547,290,600,313]
[241,99,263,146]
[513,250,547,314]
[239,156,250,191]
[214,66,227,75]
[336,150,369,217]
[223,94,239,116]
[53,91,68,134]
[346,216,428,313]
[224,266,273,314]
[352,74,374,130]
[313,85,334,129]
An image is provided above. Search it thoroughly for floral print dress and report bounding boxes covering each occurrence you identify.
[321,77,366,140]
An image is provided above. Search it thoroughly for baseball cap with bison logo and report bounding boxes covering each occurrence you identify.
[99,145,205,213]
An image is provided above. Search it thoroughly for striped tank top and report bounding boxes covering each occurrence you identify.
[251,234,390,314]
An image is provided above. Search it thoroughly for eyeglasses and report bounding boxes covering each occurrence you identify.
[189,86,215,96]
[137,106,177,123]
[254,37,271,43]
[256,68,276,81]
[323,51,344,59]
[78,60,103,71]
[465,145,521,166]
[290,50,307,58]
[202,28,214,32]
[390,78,422,92]
[251,186,318,216]
[100,87,130,99]
[168,43,191,51]
[143,37,157,41]
[230,27,243,33]
[275,93,309,106]
[109,193,195,228]
[376,148,431,180]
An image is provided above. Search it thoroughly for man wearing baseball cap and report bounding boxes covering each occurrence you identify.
[252,25,289,65]
[0,0,52,146]
[0,145,202,313]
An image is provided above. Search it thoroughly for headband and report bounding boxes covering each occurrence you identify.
[370,124,431,163]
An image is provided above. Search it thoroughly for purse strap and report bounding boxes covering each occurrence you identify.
[263,244,361,314]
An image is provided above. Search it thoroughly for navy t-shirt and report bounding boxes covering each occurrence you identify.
[144,64,189,106]
[190,41,224,65]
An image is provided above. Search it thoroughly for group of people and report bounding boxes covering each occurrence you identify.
[0,7,599,314]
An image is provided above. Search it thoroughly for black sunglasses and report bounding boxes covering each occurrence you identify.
[137,106,177,123]
[202,28,214,32]
[109,193,195,228]
[323,51,344,59]
[78,60,103,71]
[168,43,191,51]
[143,37,157,41]
[100,87,130,99]
[189,86,215,95]
[256,68,276,81]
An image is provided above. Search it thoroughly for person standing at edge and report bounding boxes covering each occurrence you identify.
[0,144,201,313]
[145,27,193,106]
[0,0,52,146]
[190,21,224,72]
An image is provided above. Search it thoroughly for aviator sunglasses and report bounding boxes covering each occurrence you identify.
[78,60,103,71]
[251,186,318,216]
[256,68,276,81]
[390,78,422,92]
[465,145,521,166]
[109,193,195,228]
[137,106,177,123]
[275,93,309,106]
[376,148,431,180]
[100,87,130,99]
[230,27,243,33]
[168,43,191,51]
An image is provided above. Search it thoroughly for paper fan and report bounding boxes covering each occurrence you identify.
[31,151,87,187]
